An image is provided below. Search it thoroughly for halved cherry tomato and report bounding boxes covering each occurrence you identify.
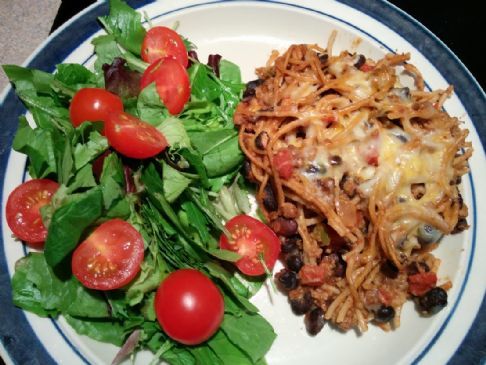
[155,269,224,345]
[219,214,280,276]
[69,88,124,127]
[72,219,144,290]
[408,272,437,296]
[140,57,190,115]
[141,26,188,67]
[6,179,59,246]
[272,149,294,180]
[104,111,168,159]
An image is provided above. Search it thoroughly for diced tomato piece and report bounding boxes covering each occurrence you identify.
[361,140,379,166]
[366,154,378,166]
[378,288,394,305]
[299,264,329,286]
[273,149,294,180]
[322,114,337,123]
[408,272,437,296]
[360,64,375,72]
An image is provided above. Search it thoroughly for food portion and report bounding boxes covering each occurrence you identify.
[235,38,472,333]
[4,0,276,364]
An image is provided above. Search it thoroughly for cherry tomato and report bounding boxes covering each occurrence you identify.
[69,88,124,127]
[72,219,144,290]
[104,111,168,159]
[141,26,188,67]
[140,57,190,115]
[408,272,437,296]
[6,179,59,246]
[272,149,294,180]
[219,214,280,276]
[154,269,224,345]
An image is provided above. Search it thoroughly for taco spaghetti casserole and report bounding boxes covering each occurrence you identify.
[234,35,472,334]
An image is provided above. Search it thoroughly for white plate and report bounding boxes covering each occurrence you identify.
[1,1,485,364]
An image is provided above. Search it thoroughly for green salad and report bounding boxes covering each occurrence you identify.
[3,0,278,364]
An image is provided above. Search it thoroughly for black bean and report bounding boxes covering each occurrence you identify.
[340,173,357,198]
[456,192,464,208]
[318,177,335,194]
[290,290,313,315]
[296,127,306,138]
[318,53,328,64]
[243,79,264,98]
[391,87,411,101]
[374,305,395,323]
[353,54,366,69]
[411,183,426,200]
[281,235,300,253]
[334,254,347,278]
[406,261,430,276]
[381,260,399,279]
[262,183,278,212]
[255,131,269,150]
[417,224,442,245]
[242,159,256,183]
[276,269,298,291]
[452,218,468,234]
[286,254,304,272]
[393,134,408,143]
[329,155,342,166]
[306,164,322,174]
[417,287,448,314]
[450,176,462,185]
[270,217,298,237]
[305,307,326,335]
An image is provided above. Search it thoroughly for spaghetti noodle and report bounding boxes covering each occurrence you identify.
[234,39,472,333]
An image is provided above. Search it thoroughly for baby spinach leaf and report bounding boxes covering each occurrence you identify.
[66,164,97,194]
[158,117,191,148]
[65,315,128,346]
[162,161,191,203]
[12,253,109,317]
[207,330,252,365]
[45,187,103,267]
[189,129,236,155]
[92,34,124,74]
[98,0,146,56]
[219,59,243,84]
[54,63,97,90]
[2,64,53,94]
[202,134,243,177]
[221,312,276,363]
[137,82,169,125]
[188,63,220,102]
[73,131,109,170]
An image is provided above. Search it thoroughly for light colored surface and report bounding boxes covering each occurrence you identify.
[0,0,61,90]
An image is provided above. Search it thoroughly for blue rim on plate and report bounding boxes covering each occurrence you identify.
[0,1,484,364]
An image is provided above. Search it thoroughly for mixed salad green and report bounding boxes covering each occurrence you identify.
[3,0,277,364]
